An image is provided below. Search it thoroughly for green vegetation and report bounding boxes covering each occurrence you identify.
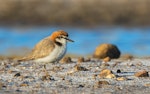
[0,0,150,26]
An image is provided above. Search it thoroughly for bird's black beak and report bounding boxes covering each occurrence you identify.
[66,37,74,42]
[63,36,74,42]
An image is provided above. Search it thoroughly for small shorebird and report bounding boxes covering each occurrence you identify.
[18,30,74,64]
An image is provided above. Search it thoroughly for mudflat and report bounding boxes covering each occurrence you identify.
[0,58,150,94]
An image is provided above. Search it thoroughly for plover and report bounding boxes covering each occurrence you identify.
[19,30,74,64]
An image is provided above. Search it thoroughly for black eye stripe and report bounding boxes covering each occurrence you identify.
[57,35,66,39]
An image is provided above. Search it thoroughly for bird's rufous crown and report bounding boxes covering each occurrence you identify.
[50,30,68,42]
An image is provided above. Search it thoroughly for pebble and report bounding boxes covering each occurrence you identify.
[61,57,72,64]
[14,72,21,77]
[94,81,109,88]
[77,57,85,63]
[103,57,111,63]
[99,69,116,78]
[144,83,150,87]
[116,69,121,73]
[74,64,88,71]
[116,77,127,81]
[20,83,28,87]
[134,70,149,77]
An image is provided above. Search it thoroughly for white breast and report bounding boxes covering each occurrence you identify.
[34,44,67,64]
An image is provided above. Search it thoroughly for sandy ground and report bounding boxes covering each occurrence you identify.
[0,58,150,94]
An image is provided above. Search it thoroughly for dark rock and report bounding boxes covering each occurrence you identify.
[117,69,121,73]
[14,72,21,77]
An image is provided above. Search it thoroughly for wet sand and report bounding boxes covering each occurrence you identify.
[0,58,150,94]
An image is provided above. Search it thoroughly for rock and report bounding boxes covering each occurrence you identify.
[0,82,4,89]
[77,57,85,63]
[94,81,109,88]
[103,57,111,63]
[99,69,116,78]
[52,66,64,71]
[116,77,127,81]
[101,63,110,67]
[100,63,110,69]
[134,70,149,77]
[78,84,85,88]
[116,69,121,73]
[11,62,20,67]
[136,62,142,66]
[144,83,150,87]
[20,83,28,87]
[74,64,88,71]
[14,72,21,77]
[60,57,72,63]
[93,44,121,59]
[106,74,116,79]
[41,75,54,81]
[92,74,97,79]
[112,62,120,67]
[85,57,91,62]
[67,69,76,75]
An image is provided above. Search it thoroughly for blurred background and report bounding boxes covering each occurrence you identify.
[0,0,150,58]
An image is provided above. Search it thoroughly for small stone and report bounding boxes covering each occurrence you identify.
[92,74,97,79]
[0,82,4,89]
[62,76,65,80]
[116,77,127,81]
[7,70,13,73]
[67,69,76,75]
[136,62,142,66]
[106,74,116,79]
[11,62,20,66]
[20,83,28,87]
[16,89,22,92]
[34,83,41,88]
[14,72,21,77]
[101,63,110,67]
[94,81,109,88]
[60,57,72,63]
[112,62,120,67]
[41,76,50,81]
[99,69,111,76]
[41,74,54,81]
[85,57,91,62]
[116,69,121,73]
[144,83,150,87]
[52,66,63,71]
[74,64,88,71]
[78,84,84,88]
[134,70,149,77]
[103,57,111,63]
[99,69,116,78]
[77,57,85,63]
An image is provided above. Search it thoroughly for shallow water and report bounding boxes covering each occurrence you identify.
[0,26,150,56]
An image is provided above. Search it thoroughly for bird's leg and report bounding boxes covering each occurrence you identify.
[55,60,59,64]
[42,64,50,80]
[43,64,48,74]
[43,64,46,70]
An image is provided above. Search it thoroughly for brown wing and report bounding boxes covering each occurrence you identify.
[19,37,55,61]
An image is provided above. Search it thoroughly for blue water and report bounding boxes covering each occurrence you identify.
[0,26,150,56]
